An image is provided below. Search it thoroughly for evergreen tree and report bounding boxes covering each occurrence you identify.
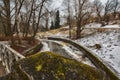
[55,10,60,29]
[50,21,54,29]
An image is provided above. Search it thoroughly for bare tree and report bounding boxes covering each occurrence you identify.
[44,12,49,31]
[103,0,115,24]
[67,0,72,38]
[42,7,51,31]
[13,0,25,44]
[74,0,92,38]
[22,0,49,37]
[93,0,103,23]
[0,0,12,36]
[24,0,35,37]
[0,0,25,44]
[0,8,6,36]
[94,0,120,25]
[0,0,53,45]
[32,0,47,38]
[112,0,120,18]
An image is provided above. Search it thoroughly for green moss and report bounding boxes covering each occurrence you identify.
[18,52,104,80]
[36,65,42,71]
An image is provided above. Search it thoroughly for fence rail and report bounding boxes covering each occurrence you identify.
[0,42,25,74]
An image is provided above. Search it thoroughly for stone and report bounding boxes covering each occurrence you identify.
[0,52,104,80]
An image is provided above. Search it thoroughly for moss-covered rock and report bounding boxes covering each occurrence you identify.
[1,52,105,80]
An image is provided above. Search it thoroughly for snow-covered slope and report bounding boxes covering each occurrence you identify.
[85,23,120,28]
[75,27,120,76]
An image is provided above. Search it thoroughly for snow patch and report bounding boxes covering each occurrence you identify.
[41,42,50,52]
[103,25,120,28]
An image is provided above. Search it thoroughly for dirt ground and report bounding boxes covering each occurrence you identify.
[0,62,6,77]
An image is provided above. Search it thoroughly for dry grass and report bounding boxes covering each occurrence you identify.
[11,39,39,53]
[97,28,106,33]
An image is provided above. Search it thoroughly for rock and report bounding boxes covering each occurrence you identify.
[95,44,102,49]
[1,52,104,80]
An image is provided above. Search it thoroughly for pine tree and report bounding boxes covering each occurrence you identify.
[55,10,60,29]
[50,21,54,29]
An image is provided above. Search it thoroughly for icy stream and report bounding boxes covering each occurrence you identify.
[40,40,94,67]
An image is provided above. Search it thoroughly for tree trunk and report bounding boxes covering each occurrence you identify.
[13,0,24,44]
[45,18,49,31]
[76,20,81,39]
[0,13,7,36]
[5,0,12,36]
[16,18,22,44]
[25,0,34,38]
[69,25,71,38]
[68,17,72,38]
[32,0,46,38]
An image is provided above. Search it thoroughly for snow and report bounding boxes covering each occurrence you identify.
[61,42,95,67]
[85,23,120,28]
[85,23,102,28]
[62,46,81,60]
[103,25,120,28]
[104,46,120,73]
[75,27,120,76]
[40,42,50,52]
[40,40,94,67]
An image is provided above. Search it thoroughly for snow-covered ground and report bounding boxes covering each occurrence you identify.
[102,25,120,28]
[75,26,120,76]
[85,23,120,28]
[85,23,102,28]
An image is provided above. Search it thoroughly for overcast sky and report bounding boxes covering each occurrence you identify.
[52,0,108,10]
[90,0,107,4]
[51,0,63,10]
